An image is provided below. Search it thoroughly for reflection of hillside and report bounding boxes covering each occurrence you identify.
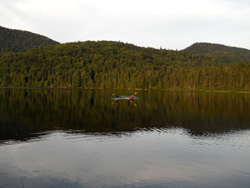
[0,88,250,142]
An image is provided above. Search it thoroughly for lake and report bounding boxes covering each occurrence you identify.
[0,88,250,188]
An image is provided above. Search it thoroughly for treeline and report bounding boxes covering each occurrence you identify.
[0,26,59,54]
[184,42,250,64]
[0,41,250,91]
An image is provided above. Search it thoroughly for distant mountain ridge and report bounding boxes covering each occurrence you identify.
[0,26,59,54]
[0,40,250,91]
[183,42,250,63]
[1,26,250,64]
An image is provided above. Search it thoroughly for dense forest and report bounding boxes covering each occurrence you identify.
[0,39,250,91]
[0,26,59,54]
[184,42,250,64]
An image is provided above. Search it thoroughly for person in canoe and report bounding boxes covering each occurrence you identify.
[130,92,137,100]
[130,95,134,101]
[112,94,119,98]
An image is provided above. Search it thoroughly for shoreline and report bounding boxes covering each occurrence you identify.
[1,86,250,94]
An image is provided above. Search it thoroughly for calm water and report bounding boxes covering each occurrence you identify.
[0,88,250,188]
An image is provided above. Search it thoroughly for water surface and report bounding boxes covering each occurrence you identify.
[0,89,250,188]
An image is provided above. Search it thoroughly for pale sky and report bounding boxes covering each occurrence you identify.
[0,0,250,50]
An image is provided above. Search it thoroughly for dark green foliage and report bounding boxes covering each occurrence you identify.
[0,26,59,54]
[0,41,250,91]
[184,42,250,63]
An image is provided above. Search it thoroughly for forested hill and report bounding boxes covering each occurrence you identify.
[0,40,250,91]
[183,42,250,63]
[0,26,59,54]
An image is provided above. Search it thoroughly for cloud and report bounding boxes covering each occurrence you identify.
[0,0,250,49]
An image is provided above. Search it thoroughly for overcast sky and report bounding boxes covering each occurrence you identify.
[1,0,250,50]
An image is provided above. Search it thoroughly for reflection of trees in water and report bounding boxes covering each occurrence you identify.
[0,88,250,142]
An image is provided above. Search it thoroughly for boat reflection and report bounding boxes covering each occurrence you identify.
[0,88,250,144]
